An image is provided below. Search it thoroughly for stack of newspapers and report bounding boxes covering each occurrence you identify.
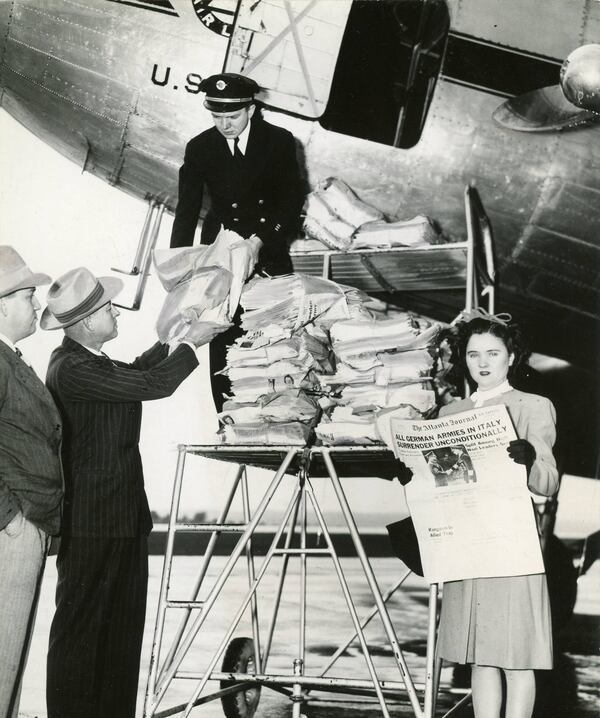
[299,177,444,252]
[217,274,373,444]
[313,314,440,445]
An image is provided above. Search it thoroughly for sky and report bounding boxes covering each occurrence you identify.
[0,108,408,526]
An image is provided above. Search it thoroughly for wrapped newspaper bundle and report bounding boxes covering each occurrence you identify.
[314,314,441,445]
[216,271,443,447]
[353,215,444,249]
[218,273,372,443]
[226,332,331,369]
[299,176,444,252]
[315,405,422,446]
[240,273,372,334]
[302,177,385,250]
[303,194,355,251]
[318,348,433,387]
[153,229,255,343]
[220,421,314,446]
[218,390,320,425]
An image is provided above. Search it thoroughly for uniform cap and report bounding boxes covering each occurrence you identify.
[200,73,260,113]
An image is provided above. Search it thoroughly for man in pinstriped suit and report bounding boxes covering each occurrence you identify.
[0,246,63,718]
[42,267,224,718]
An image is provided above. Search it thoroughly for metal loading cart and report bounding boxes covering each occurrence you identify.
[143,186,495,718]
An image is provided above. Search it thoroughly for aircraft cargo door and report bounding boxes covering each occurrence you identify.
[224,0,353,118]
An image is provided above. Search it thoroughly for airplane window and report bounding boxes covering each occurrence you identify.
[320,0,449,148]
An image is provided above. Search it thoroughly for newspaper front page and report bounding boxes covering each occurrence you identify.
[390,405,544,583]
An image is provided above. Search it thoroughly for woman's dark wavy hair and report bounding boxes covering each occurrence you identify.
[439,317,531,389]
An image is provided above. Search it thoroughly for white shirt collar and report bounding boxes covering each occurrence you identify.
[0,331,17,353]
[227,121,251,156]
[470,379,512,408]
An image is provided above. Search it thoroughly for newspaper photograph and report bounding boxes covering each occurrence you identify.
[390,405,544,584]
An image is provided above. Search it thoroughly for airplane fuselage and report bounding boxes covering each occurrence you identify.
[0,0,599,371]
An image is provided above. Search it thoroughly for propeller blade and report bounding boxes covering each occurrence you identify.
[492,85,598,132]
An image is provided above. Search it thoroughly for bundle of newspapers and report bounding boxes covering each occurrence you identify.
[217,273,375,444]
[217,272,442,446]
[153,229,255,343]
[300,177,444,252]
[314,313,440,445]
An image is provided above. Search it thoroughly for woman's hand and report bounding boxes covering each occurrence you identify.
[397,461,414,486]
[507,439,536,474]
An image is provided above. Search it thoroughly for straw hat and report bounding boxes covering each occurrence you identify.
[41,267,123,330]
[0,246,51,297]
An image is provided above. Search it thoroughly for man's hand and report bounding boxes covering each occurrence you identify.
[181,321,231,348]
[507,439,536,474]
[397,461,414,486]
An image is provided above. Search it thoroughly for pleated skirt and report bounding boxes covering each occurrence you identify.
[437,572,553,669]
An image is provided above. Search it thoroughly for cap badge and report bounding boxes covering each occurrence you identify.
[216,80,227,91]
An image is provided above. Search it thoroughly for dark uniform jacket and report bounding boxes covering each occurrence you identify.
[0,341,63,534]
[46,337,198,537]
[170,114,304,275]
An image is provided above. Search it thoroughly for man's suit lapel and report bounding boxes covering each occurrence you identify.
[0,341,58,416]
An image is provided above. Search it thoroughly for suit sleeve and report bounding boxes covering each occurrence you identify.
[0,360,22,526]
[128,341,169,370]
[170,141,205,248]
[55,344,199,403]
[524,396,559,497]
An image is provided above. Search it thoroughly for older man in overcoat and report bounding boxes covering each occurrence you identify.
[43,266,223,718]
[0,246,63,718]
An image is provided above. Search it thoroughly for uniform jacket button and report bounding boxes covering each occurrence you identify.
[258,199,264,205]
[231,202,238,209]
[233,217,239,222]
[259,217,266,223]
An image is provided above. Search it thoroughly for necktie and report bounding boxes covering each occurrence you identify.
[233,137,245,168]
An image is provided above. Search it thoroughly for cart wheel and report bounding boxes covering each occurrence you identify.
[220,637,261,718]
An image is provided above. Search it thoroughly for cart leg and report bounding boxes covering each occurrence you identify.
[424,583,439,718]
[158,463,245,684]
[241,466,262,671]
[260,487,303,671]
[433,655,443,716]
[321,449,424,718]
[304,482,393,718]
[291,658,308,718]
[144,445,187,718]
[178,476,306,717]
[153,449,298,711]
[298,473,308,672]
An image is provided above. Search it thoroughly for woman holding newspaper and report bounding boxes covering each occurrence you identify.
[417,312,558,718]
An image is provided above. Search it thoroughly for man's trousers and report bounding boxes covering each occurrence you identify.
[46,535,148,718]
[0,514,48,718]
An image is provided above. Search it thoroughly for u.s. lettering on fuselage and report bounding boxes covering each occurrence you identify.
[150,64,205,94]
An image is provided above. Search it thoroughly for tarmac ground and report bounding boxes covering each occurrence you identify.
[19,554,599,718]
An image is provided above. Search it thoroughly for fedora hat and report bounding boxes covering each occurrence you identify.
[0,245,51,297]
[40,267,123,330]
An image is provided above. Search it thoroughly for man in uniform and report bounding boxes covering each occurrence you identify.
[170,72,305,410]
[42,266,222,718]
[0,246,63,718]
